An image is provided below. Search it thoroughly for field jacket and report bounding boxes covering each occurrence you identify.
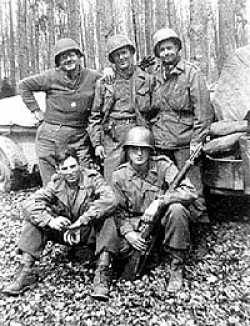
[112,156,197,236]
[151,59,214,150]
[22,169,117,228]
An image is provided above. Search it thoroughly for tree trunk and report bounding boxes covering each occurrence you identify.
[218,0,236,73]
[67,0,80,43]
[144,0,152,56]
[189,0,209,75]
[9,0,15,88]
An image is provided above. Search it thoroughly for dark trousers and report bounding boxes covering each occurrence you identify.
[36,122,94,185]
[18,217,117,260]
[98,203,191,258]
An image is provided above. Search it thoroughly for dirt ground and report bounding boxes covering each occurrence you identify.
[0,189,249,326]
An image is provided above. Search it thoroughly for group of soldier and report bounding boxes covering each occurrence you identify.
[2,27,214,301]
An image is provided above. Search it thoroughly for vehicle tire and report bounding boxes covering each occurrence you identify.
[0,136,27,192]
[0,152,11,192]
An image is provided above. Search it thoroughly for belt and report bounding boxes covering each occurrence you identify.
[109,117,136,126]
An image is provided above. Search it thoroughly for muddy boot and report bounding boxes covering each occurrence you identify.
[92,251,112,301]
[2,253,37,296]
[167,249,186,293]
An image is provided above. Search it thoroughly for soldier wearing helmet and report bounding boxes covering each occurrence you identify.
[88,34,157,182]
[92,126,197,297]
[19,38,105,185]
[150,28,214,224]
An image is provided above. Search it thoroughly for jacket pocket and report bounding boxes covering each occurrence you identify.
[167,88,189,111]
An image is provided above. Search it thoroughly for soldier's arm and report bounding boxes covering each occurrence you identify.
[189,67,214,149]
[162,161,198,206]
[77,171,117,226]
[18,70,51,113]
[111,172,135,237]
[88,79,105,148]
[22,179,57,228]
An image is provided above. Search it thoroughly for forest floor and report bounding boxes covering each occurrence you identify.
[0,189,249,326]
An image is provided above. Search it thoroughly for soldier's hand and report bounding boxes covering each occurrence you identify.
[141,199,162,223]
[102,67,115,84]
[48,216,71,231]
[125,231,147,253]
[95,145,106,160]
[138,55,156,71]
[34,110,44,123]
[68,214,90,229]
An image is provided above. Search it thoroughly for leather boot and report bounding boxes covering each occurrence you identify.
[167,249,186,293]
[2,253,37,296]
[92,251,112,301]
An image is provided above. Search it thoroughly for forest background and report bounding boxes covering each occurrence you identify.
[0,0,249,97]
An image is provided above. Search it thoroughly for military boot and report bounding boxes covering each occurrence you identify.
[92,251,112,301]
[2,253,37,296]
[167,249,186,293]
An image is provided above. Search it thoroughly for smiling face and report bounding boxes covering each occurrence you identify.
[111,46,133,70]
[127,146,150,169]
[58,50,81,72]
[158,39,179,65]
[58,156,81,185]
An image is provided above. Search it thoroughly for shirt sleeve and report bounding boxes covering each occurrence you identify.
[88,79,105,147]
[189,68,214,146]
[82,170,117,221]
[18,70,52,112]
[111,172,135,236]
[163,161,198,205]
[22,180,56,228]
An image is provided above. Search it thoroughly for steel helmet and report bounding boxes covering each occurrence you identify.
[153,28,182,57]
[54,38,84,66]
[123,126,154,150]
[106,34,136,63]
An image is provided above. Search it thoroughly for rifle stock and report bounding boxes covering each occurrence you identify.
[122,143,202,281]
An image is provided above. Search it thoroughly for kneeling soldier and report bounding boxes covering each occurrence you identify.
[2,147,117,296]
[110,126,197,292]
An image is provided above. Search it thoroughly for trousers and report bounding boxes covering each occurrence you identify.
[36,122,94,185]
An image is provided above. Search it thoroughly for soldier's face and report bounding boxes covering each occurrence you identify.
[58,50,80,71]
[158,39,179,65]
[58,156,81,185]
[128,146,150,168]
[112,46,133,70]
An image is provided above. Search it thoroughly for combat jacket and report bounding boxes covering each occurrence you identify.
[89,66,156,147]
[112,156,197,236]
[19,65,101,128]
[23,169,117,228]
[151,59,214,150]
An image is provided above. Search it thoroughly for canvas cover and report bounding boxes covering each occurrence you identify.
[212,45,250,121]
[0,92,45,127]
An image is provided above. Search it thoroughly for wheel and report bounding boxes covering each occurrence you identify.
[0,159,11,192]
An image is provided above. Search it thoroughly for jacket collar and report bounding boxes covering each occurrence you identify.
[54,172,88,211]
[126,160,159,186]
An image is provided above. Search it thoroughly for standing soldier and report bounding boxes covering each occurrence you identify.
[88,34,156,181]
[19,38,102,185]
[150,28,214,222]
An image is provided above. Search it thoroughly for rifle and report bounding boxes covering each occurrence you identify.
[122,143,203,281]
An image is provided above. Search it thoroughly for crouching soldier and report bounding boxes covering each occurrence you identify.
[2,147,117,296]
[110,126,197,293]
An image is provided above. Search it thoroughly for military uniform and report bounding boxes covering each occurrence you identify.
[111,156,197,253]
[89,66,155,182]
[150,59,214,221]
[19,168,117,259]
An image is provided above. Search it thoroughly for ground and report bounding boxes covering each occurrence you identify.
[0,189,249,326]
